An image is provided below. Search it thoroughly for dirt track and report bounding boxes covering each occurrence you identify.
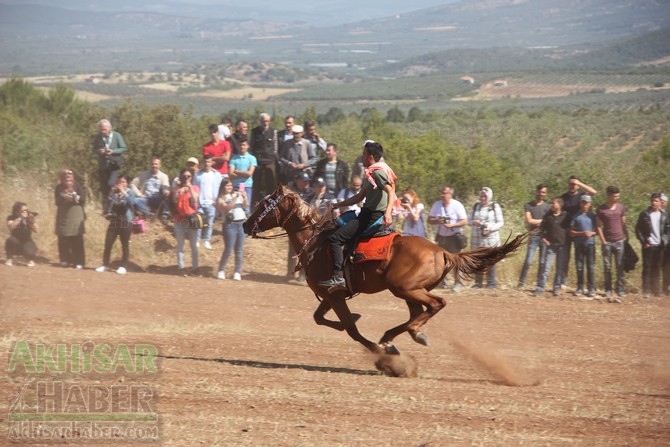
[1,241,669,446]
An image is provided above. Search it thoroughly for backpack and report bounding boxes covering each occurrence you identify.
[472,201,500,224]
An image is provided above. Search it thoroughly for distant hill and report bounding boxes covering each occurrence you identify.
[370,27,670,77]
[1,0,669,76]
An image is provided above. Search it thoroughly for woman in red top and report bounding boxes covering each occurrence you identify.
[172,167,200,276]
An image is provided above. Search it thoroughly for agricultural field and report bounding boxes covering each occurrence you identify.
[5,66,670,117]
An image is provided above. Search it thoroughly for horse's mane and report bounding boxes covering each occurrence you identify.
[283,186,329,226]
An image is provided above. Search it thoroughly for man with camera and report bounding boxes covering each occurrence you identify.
[5,202,39,267]
[93,119,127,200]
[428,185,468,292]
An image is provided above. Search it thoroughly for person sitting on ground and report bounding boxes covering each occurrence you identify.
[5,201,39,267]
[131,156,170,219]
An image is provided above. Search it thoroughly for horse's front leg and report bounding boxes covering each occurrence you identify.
[313,298,361,331]
[325,295,385,354]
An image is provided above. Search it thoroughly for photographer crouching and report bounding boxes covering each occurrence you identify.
[5,202,39,267]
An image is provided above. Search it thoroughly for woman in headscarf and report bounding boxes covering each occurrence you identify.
[54,169,86,269]
[469,187,504,288]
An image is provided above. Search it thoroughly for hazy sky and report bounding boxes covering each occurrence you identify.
[17,0,459,26]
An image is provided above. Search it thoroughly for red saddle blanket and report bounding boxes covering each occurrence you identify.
[353,233,399,264]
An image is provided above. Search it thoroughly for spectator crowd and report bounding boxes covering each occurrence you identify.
[5,115,670,300]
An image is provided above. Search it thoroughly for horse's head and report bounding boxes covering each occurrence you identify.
[243,184,295,237]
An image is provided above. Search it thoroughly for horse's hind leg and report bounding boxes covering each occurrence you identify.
[326,296,382,354]
[313,299,361,331]
[379,289,446,346]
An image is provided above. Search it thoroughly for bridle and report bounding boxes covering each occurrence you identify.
[248,192,314,239]
[248,193,289,238]
[248,190,334,281]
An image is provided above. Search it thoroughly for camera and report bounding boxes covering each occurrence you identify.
[439,216,450,224]
[28,211,39,217]
[400,197,410,204]
[480,224,488,236]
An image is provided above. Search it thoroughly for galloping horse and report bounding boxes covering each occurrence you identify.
[244,184,526,356]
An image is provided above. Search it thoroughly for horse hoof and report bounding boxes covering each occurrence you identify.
[383,343,400,355]
[413,332,429,346]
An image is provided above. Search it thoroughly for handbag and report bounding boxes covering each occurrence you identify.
[187,213,207,230]
[623,240,639,272]
[131,217,146,234]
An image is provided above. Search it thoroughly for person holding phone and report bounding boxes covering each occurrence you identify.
[216,179,248,281]
[172,167,200,276]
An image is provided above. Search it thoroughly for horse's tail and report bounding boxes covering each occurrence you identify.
[447,232,528,279]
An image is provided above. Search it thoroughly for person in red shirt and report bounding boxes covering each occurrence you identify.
[203,124,231,177]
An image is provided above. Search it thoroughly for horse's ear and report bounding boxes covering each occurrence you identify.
[277,184,287,194]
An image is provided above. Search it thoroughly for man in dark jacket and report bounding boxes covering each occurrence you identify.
[313,143,349,197]
[249,113,278,206]
[635,192,668,297]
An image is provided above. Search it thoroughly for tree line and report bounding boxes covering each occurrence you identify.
[1,78,668,225]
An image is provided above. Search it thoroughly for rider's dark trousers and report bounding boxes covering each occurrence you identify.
[327,208,383,273]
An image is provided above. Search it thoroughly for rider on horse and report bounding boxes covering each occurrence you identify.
[318,140,397,288]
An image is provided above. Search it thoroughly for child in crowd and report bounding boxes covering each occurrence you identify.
[534,197,568,297]
[570,195,597,298]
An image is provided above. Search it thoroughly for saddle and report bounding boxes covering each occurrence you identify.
[336,210,396,262]
[352,233,399,264]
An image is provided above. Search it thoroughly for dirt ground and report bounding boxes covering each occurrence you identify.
[1,236,669,446]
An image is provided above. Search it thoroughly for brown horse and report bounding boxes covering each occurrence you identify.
[243,184,526,356]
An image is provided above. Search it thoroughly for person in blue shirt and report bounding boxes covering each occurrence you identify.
[570,195,597,298]
[229,137,257,214]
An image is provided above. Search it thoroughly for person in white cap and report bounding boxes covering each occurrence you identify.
[171,157,199,189]
[278,124,317,185]
[469,186,504,289]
